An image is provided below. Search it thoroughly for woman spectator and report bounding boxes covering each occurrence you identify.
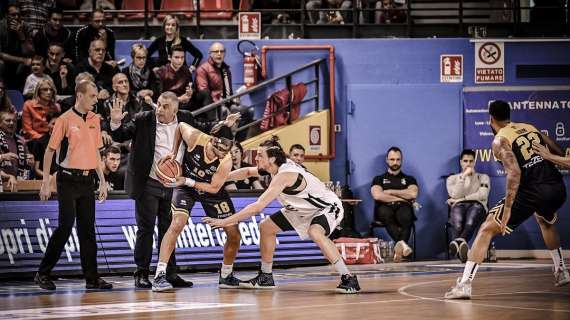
[0,80,16,113]
[147,15,203,71]
[123,43,159,104]
[21,79,60,140]
[225,142,263,190]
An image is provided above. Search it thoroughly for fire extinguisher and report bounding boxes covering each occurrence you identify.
[238,40,262,88]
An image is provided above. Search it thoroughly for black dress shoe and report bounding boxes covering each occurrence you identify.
[35,273,56,291]
[86,278,113,289]
[134,271,152,288]
[167,274,193,288]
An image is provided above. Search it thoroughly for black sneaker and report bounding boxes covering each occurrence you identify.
[86,278,113,290]
[35,273,56,291]
[458,241,469,263]
[336,274,360,294]
[167,274,193,288]
[449,240,459,259]
[239,271,276,289]
[219,272,242,289]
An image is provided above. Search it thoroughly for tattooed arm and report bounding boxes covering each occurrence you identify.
[492,136,521,235]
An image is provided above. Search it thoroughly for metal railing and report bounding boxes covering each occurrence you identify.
[74,0,569,38]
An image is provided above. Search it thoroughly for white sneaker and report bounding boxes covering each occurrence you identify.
[554,268,570,287]
[393,241,404,262]
[402,242,413,257]
[444,278,472,299]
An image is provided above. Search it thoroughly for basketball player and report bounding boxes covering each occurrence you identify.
[203,137,361,294]
[533,141,570,168]
[152,122,242,292]
[445,100,569,299]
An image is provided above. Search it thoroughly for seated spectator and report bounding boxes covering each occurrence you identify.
[31,112,59,179]
[22,79,61,141]
[0,80,16,113]
[0,111,34,191]
[370,146,418,262]
[0,3,35,90]
[306,0,352,24]
[58,72,95,113]
[446,149,490,262]
[44,42,77,97]
[147,15,202,71]
[23,55,53,98]
[155,45,193,108]
[289,144,306,166]
[74,8,116,64]
[377,0,407,24]
[123,44,159,104]
[32,7,74,60]
[225,142,263,190]
[252,0,297,24]
[17,0,56,35]
[76,39,119,95]
[98,144,124,191]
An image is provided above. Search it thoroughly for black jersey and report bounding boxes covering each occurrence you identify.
[495,122,562,185]
[182,133,230,184]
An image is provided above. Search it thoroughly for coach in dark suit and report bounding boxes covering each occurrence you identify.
[109,91,238,288]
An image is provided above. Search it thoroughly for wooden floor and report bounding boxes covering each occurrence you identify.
[0,260,569,320]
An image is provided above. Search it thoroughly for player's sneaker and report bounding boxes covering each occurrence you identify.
[449,240,459,258]
[335,274,361,294]
[219,272,242,289]
[152,272,174,292]
[554,268,570,287]
[444,278,472,299]
[239,271,276,289]
[458,241,469,264]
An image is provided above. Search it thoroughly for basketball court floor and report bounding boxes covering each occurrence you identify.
[0,260,568,320]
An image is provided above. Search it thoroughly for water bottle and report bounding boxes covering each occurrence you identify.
[388,241,395,262]
[379,239,387,259]
[489,242,497,262]
[334,181,342,198]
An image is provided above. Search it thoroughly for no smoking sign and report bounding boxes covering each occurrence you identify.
[475,42,505,83]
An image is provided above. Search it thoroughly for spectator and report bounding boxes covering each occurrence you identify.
[22,79,61,141]
[23,55,53,98]
[306,0,352,24]
[147,15,202,71]
[76,39,119,95]
[44,42,77,97]
[252,0,296,24]
[33,7,74,61]
[370,146,418,262]
[446,149,490,263]
[155,45,193,107]
[225,142,263,190]
[0,3,35,90]
[98,144,124,191]
[377,0,407,24]
[79,0,115,11]
[123,44,159,104]
[0,80,16,113]
[289,144,306,166]
[18,0,56,36]
[0,111,34,191]
[31,112,59,179]
[74,8,116,64]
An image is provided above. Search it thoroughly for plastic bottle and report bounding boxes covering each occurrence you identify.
[334,181,342,198]
[489,242,497,262]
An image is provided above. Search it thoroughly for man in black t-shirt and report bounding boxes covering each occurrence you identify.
[370,146,418,262]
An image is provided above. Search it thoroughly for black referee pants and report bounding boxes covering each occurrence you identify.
[38,172,99,281]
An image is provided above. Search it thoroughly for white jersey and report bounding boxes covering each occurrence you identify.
[275,160,344,239]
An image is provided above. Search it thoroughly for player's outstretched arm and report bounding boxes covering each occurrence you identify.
[227,166,260,181]
[203,172,295,228]
[533,141,570,168]
[492,136,521,235]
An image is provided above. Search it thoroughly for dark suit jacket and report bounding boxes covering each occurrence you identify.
[110,110,212,199]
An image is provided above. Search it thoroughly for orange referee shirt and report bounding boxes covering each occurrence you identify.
[48,108,103,170]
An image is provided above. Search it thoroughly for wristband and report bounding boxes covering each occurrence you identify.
[184,178,196,187]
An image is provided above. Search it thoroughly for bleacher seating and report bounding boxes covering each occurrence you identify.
[199,0,234,20]
[6,90,24,113]
[120,0,154,20]
[159,0,195,19]
[410,0,495,24]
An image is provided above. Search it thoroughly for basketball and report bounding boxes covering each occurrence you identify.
[156,159,181,182]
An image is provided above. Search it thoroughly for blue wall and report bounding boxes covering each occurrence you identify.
[116,38,570,259]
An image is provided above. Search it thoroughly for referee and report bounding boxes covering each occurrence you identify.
[35,80,112,291]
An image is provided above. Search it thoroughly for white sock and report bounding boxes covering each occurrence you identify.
[221,264,233,278]
[550,248,566,272]
[155,262,167,279]
[460,261,479,283]
[333,259,350,276]
[261,261,273,274]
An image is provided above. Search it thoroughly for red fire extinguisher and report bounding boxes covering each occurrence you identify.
[238,40,262,88]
